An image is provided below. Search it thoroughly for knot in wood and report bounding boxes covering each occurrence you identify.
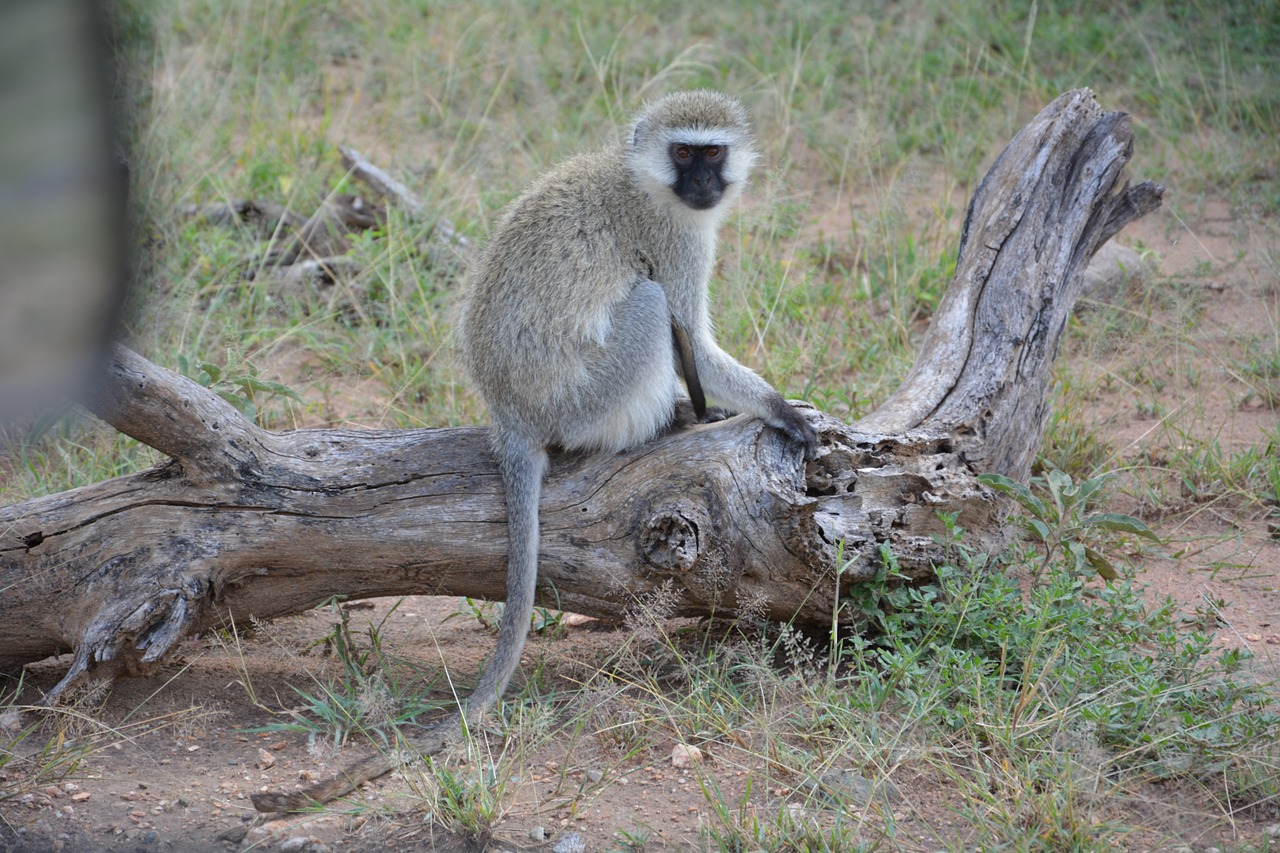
[640,510,699,574]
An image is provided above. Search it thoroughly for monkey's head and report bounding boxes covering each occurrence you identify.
[627,90,758,215]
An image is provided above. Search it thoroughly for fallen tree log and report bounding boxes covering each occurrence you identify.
[0,90,1161,704]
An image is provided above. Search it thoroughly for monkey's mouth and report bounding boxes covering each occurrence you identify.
[680,192,721,211]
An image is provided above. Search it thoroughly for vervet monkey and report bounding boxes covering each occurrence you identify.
[458,88,816,711]
[252,90,815,812]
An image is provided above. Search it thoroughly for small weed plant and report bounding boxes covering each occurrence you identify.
[247,600,441,752]
[980,469,1159,580]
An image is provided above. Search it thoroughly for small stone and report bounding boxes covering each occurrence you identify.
[257,748,275,769]
[0,709,24,736]
[279,837,312,852]
[71,792,91,803]
[1245,634,1262,642]
[528,826,548,842]
[215,825,248,843]
[671,744,703,767]
[552,832,586,853]
[1263,824,1280,839]
[584,769,603,784]
[806,770,902,807]
[1076,242,1147,311]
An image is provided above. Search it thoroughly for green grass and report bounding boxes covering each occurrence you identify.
[3,0,1279,847]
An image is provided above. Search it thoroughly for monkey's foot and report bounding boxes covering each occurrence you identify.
[672,399,737,430]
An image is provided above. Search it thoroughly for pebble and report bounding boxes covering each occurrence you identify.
[552,832,586,853]
[671,744,703,767]
[215,824,248,844]
[803,770,902,808]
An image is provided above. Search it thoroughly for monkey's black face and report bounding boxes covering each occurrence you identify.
[669,143,728,210]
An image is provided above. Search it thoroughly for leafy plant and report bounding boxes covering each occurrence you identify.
[176,349,301,426]
[449,597,568,637]
[248,599,440,749]
[979,469,1159,580]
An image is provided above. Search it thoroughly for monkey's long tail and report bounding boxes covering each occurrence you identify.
[468,434,549,710]
[251,436,549,813]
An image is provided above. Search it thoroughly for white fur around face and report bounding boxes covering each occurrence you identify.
[625,91,758,216]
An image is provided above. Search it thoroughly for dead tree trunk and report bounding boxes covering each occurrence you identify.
[0,90,1161,702]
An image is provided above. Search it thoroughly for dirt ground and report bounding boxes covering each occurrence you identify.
[2,196,1278,852]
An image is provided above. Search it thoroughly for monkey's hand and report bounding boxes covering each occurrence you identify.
[768,397,819,457]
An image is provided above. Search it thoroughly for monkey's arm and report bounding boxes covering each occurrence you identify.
[690,336,816,453]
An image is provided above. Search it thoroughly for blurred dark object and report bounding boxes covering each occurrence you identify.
[0,0,127,423]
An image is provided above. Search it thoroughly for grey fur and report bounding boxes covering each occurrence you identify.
[457,89,817,715]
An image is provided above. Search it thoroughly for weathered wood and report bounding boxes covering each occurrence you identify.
[856,95,1162,482]
[0,90,1161,705]
[3,354,995,701]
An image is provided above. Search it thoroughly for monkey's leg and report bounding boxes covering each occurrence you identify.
[688,339,817,453]
[672,400,736,429]
[560,279,680,452]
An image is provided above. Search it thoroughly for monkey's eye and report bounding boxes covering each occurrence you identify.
[704,145,723,161]
[672,144,693,162]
